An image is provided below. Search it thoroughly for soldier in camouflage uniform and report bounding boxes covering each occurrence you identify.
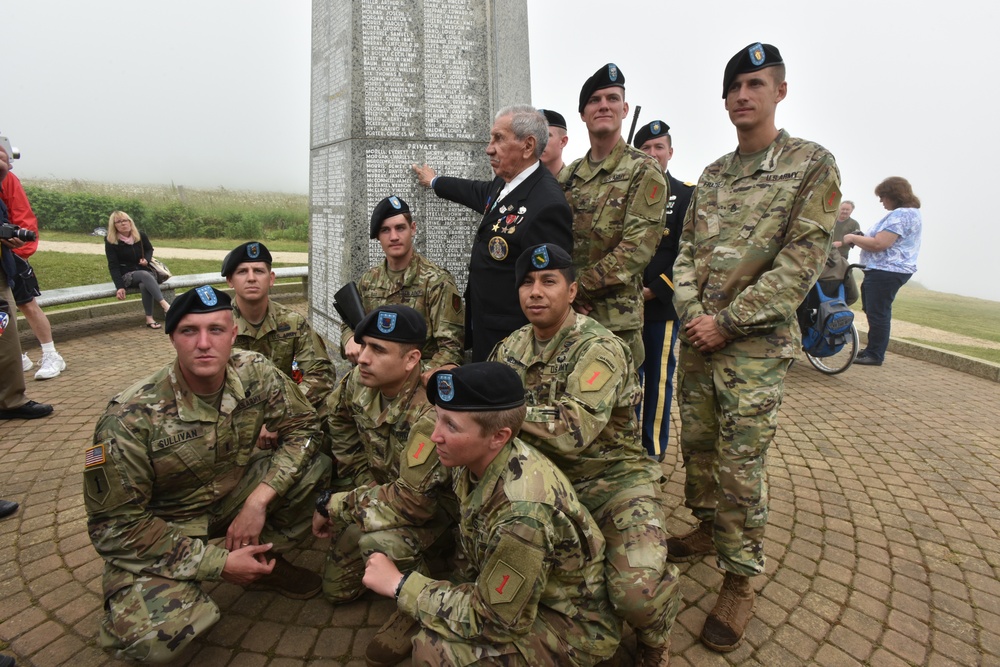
[363,362,620,667]
[560,64,667,367]
[340,196,464,377]
[671,43,840,652]
[85,286,332,664]
[223,241,335,440]
[490,244,680,667]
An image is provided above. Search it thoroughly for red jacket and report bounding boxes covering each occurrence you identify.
[0,172,39,258]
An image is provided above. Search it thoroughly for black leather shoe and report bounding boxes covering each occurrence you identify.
[0,499,19,519]
[0,400,54,420]
[0,653,17,667]
[854,352,883,366]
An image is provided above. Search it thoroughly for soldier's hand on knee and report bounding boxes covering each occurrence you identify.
[312,510,333,538]
[221,543,276,586]
[363,552,403,598]
[257,424,279,450]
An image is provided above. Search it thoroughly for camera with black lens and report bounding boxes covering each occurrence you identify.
[0,135,19,161]
[0,222,36,242]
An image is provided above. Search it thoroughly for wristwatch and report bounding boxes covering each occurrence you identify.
[315,489,333,518]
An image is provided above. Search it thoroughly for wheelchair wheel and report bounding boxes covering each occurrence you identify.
[806,323,859,375]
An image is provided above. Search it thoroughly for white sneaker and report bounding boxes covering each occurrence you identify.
[22,353,33,372]
[34,352,66,380]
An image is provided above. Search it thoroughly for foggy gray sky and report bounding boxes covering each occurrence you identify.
[5,0,998,301]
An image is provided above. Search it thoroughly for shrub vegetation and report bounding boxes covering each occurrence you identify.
[23,179,309,241]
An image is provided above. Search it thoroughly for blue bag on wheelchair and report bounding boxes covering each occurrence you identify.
[802,282,854,357]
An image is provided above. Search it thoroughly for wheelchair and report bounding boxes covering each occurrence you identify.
[797,262,865,375]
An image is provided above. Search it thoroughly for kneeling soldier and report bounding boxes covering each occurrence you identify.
[315,305,459,664]
[85,286,332,664]
[491,244,681,666]
[363,362,620,666]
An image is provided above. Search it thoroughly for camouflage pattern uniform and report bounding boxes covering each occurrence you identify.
[340,252,465,369]
[673,129,840,577]
[491,313,680,649]
[397,437,620,666]
[321,366,458,602]
[233,299,335,413]
[559,138,667,366]
[85,350,331,664]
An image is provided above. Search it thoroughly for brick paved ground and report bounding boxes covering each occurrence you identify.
[2,305,999,666]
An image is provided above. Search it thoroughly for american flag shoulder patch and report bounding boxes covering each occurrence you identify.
[85,444,106,468]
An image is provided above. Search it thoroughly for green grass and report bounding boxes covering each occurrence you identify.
[900,339,1000,364]
[41,230,308,253]
[889,283,1000,344]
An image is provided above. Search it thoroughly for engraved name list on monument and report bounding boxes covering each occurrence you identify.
[310,0,529,343]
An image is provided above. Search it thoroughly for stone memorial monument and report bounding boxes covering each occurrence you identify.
[309,0,531,343]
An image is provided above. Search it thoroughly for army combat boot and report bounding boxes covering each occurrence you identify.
[366,609,419,667]
[636,640,670,667]
[700,571,755,652]
[666,520,714,562]
[247,555,322,599]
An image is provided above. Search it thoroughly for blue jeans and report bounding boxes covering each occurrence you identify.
[860,269,911,361]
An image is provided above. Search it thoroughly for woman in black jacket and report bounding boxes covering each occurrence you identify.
[105,211,170,328]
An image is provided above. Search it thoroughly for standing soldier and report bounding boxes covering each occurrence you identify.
[223,241,335,446]
[85,286,331,663]
[560,64,666,367]
[492,244,680,667]
[362,362,620,667]
[671,43,840,651]
[633,119,694,461]
[313,305,458,666]
[539,108,569,176]
[340,195,465,379]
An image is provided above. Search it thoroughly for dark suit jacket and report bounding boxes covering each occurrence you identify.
[643,172,694,322]
[434,164,573,361]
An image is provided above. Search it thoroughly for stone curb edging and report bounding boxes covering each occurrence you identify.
[859,330,1000,383]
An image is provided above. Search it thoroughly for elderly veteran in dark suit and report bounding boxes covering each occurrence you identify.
[412,105,573,362]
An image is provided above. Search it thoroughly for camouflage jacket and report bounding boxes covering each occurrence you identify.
[325,366,458,529]
[233,299,335,411]
[673,130,840,358]
[340,253,465,369]
[85,350,321,585]
[397,438,619,661]
[560,138,666,333]
[490,313,659,511]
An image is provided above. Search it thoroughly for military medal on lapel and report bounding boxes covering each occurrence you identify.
[488,236,509,260]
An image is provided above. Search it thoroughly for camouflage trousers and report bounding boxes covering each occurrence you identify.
[411,605,609,667]
[676,344,790,577]
[321,511,453,603]
[592,484,680,648]
[98,452,333,664]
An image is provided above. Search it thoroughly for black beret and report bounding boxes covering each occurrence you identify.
[722,42,783,98]
[539,109,567,130]
[514,243,574,286]
[578,63,625,113]
[165,286,232,334]
[633,120,671,149]
[370,195,410,239]
[427,362,525,411]
[221,241,272,277]
[353,304,426,346]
